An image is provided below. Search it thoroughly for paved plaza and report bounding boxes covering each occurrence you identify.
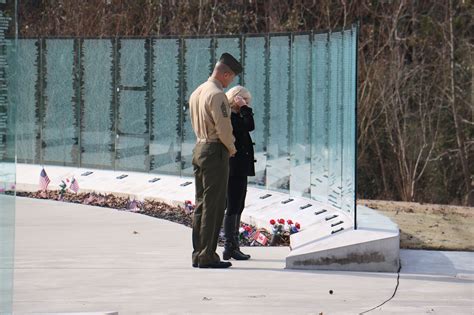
[9,198,474,314]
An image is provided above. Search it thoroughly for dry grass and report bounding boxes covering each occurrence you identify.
[360,199,474,251]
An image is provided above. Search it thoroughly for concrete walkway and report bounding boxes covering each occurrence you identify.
[10,198,474,314]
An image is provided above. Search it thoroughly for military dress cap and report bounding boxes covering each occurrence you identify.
[219,53,243,75]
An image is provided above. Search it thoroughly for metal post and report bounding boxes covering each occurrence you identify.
[38,37,44,165]
[75,38,82,168]
[146,38,153,172]
[354,22,360,230]
[240,34,245,86]
[112,37,119,171]
[178,38,185,176]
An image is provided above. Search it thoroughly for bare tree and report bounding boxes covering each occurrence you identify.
[13,0,473,205]
[445,0,473,205]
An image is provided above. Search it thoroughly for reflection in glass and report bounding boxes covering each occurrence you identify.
[311,33,330,203]
[327,32,343,209]
[215,37,241,89]
[341,28,357,214]
[43,39,78,165]
[183,38,212,176]
[120,39,145,86]
[81,39,114,169]
[244,37,267,187]
[267,35,290,192]
[8,28,358,217]
[7,39,38,163]
[116,39,148,171]
[151,39,181,175]
[0,4,16,313]
[290,35,311,197]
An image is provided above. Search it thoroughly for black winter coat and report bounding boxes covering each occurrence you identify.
[229,105,255,177]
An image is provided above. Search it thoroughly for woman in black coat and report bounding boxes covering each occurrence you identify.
[223,86,255,261]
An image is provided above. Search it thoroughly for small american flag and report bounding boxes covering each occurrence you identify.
[39,168,50,191]
[254,230,268,246]
[70,177,79,193]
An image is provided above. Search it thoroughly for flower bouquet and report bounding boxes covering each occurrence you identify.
[286,219,301,234]
[239,224,254,241]
[269,218,285,245]
[269,218,301,245]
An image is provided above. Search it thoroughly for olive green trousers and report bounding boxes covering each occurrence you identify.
[192,142,229,265]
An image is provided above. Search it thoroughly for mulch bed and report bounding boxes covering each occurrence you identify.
[14,190,290,247]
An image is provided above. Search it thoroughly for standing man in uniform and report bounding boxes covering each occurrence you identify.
[189,53,245,268]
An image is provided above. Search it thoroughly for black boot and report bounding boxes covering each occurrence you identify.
[234,214,251,259]
[223,214,234,260]
[223,214,250,260]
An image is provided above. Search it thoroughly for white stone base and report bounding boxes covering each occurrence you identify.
[13,163,400,272]
[286,206,400,272]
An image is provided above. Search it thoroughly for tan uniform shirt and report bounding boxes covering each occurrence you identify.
[189,77,237,156]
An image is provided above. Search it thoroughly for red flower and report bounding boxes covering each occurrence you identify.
[287,219,293,225]
[244,225,252,232]
[295,222,301,229]
[270,219,276,225]
[278,218,285,224]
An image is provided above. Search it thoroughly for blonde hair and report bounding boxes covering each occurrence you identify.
[226,85,252,107]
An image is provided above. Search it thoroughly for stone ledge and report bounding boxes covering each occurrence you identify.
[286,206,400,272]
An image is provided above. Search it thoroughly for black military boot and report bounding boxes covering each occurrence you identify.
[234,214,251,259]
[223,214,250,260]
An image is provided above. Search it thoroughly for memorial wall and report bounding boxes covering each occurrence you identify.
[6,26,357,214]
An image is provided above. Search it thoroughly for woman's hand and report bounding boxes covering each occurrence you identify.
[234,95,247,108]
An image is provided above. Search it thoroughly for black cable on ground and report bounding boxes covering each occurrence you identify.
[359,260,402,314]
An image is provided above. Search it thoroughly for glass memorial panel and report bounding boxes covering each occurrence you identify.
[151,38,181,175]
[311,33,330,203]
[116,39,148,171]
[7,39,38,163]
[341,27,357,215]
[243,36,267,187]
[267,35,290,192]
[43,39,78,166]
[0,2,15,313]
[215,36,241,89]
[182,38,212,176]
[4,28,358,224]
[290,34,311,197]
[81,39,114,169]
[327,32,344,210]
[340,30,352,214]
[350,27,357,216]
